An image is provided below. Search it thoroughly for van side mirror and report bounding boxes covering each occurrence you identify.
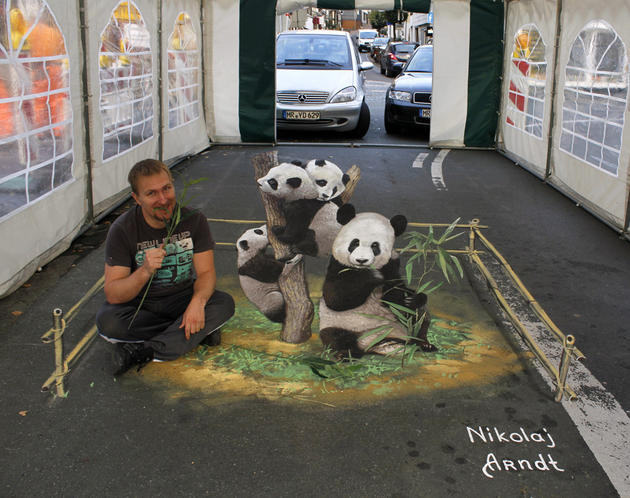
[359,61,373,71]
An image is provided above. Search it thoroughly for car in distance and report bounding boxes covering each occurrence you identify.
[357,29,378,52]
[370,37,389,61]
[384,44,433,134]
[276,30,373,138]
[380,41,420,77]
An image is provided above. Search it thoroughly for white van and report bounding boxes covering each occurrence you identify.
[357,29,379,52]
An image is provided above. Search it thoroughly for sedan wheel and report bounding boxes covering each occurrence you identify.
[349,101,370,139]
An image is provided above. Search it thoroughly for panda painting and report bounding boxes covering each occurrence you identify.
[318,204,436,359]
[257,160,342,258]
[304,159,350,202]
[236,225,287,323]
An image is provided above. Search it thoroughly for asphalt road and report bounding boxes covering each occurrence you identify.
[2,144,628,496]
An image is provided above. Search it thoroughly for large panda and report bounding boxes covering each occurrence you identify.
[236,225,292,323]
[318,204,436,359]
[257,160,342,258]
[304,159,350,202]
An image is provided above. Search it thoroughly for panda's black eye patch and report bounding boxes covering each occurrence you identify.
[239,240,249,250]
[371,242,381,256]
[316,179,327,187]
[254,229,263,235]
[267,178,278,190]
[348,239,360,252]
[287,177,302,188]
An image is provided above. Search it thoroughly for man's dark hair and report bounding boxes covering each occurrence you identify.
[128,159,173,194]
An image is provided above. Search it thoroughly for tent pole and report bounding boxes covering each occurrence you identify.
[78,0,94,223]
[543,0,564,181]
[157,1,163,162]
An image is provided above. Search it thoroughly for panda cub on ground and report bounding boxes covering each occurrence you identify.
[236,225,294,323]
[257,160,344,258]
[318,204,436,359]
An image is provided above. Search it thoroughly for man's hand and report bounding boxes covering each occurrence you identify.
[180,298,206,340]
[141,244,166,276]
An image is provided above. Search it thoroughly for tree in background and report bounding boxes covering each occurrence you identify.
[369,10,405,38]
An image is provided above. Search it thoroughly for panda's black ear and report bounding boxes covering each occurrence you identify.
[390,215,407,237]
[337,203,356,225]
[286,177,302,189]
[315,159,326,167]
[342,174,350,185]
[291,160,305,168]
[239,240,249,251]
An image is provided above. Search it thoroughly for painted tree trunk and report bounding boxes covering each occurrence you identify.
[252,151,360,344]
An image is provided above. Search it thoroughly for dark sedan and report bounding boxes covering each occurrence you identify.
[370,37,389,61]
[384,45,433,134]
[379,41,419,77]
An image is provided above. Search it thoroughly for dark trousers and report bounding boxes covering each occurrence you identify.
[96,288,235,361]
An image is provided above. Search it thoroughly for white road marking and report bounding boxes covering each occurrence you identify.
[412,151,430,168]
[431,148,449,190]
[485,261,630,497]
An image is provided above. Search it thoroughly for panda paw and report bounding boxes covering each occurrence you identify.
[286,254,303,265]
[370,269,383,280]
[271,225,285,236]
[404,292,428,309]
[420,341,437,352]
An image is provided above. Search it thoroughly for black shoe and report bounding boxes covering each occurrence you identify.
[111,343,154,376]
[200,329,221,347]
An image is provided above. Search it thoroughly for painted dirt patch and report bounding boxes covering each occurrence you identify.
[139,273,526,405]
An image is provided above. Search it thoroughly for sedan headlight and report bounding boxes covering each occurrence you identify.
[389,90,412,102]
[330,86,357,103]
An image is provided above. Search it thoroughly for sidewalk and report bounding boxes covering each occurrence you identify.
[1,145,627,497]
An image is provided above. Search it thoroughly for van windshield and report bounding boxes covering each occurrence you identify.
[360,32,377,39]
[276,34,352,69]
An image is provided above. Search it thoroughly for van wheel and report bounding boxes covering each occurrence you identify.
[349,101,370,139]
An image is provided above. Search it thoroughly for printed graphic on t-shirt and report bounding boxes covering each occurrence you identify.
[134,234,194,287]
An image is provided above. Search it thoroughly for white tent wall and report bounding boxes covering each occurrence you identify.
[0,0,88,297]
[548,0,630,231]
[430,0,470,147]
[86,0,159,216]
[203,0,240,143]
[161,0,209,162]
[499,0,630,233]
[498,0,557,177]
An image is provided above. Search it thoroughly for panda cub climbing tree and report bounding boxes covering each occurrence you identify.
[318,204,436,359]
[236,224,303,323]
[257,160,349,259]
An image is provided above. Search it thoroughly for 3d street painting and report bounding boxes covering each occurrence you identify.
[139,272,526,405]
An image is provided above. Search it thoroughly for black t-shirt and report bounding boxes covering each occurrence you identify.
[105,205,214,299]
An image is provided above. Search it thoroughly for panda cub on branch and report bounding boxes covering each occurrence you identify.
[305,159,350,202]
[318,204,436,359]
[257,160,347,258]
[236,225,300,323]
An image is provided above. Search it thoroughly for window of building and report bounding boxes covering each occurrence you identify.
[167,12,200,130]
[0,0,73,220]
[560,21,628,176]
[506,24,547,138]
[99,1,153,161]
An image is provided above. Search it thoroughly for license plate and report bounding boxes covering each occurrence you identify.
[284,110,320,120]
[421,109,431,118]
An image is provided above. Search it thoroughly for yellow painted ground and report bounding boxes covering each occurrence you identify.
[140,273,528,406]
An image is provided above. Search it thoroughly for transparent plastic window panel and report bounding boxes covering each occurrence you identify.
[506,24,547,139]
[0,0,73,220]
[99,1,153,161]
[167,12,200,130]
[560,21,628,177]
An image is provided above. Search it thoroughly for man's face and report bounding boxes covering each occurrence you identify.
[131,171,176,228]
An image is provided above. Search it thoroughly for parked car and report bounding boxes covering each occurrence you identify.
[384,45,433,134]
[357,29,378,52]
[275,30,373,138]
[370,37,389,61]
[380,41,420,77]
